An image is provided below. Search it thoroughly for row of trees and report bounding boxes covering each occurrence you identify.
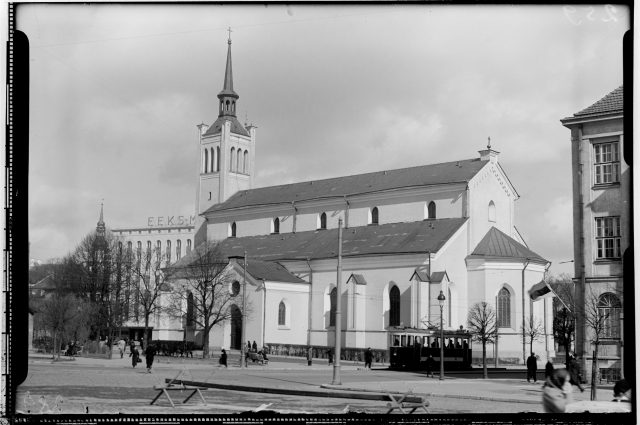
[465,273,622,400]
[30,231,250,359]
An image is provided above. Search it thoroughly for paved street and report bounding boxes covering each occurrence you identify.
[17,355,609,415]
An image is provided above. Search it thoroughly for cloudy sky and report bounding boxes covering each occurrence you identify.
[18,4,629,276]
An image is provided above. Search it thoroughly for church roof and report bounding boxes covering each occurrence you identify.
[172,218,467,266]
[204,115,250,137]
[469,227,547,262]
[233,258,307,284]
[562,86,623,121]
[32,275,56,290]
[205,158,488,213]
[348,273,367,285]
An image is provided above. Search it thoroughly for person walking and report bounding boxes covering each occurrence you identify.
[327,349,333,366]
[130,345,140,368]
[542,369,573,413]
[526,352,538,383]
[426,355,435,378]
[219,349,228,368]
[568,354,585,393]
[545,358,554,379]
[145,343,157,373]
[117,338,126,359]
[364,348,373,370]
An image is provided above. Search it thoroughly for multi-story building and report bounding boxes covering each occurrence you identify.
[560,85,627,381]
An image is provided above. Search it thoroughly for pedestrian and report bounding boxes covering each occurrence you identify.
[327,349,333,366]
[145,343,156,373]
[117,338,126,359]
[526,352,538,383]
[364,347,373,370]
[545,358,554,379]
[130,344,140,368]
[252,341,258,353]
[542,369,573,413]
[426,355,435,378]
[568,354,585,393]
[612,379,631,402]
[219,348,228,368]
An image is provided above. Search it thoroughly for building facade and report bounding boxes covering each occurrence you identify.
[560,86,626,380]
[165,36,556,364]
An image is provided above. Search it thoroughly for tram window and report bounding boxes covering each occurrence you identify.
[408,336,413,346]
[393,336,400,346]
[455,338,461,348]
[401,335,407,347]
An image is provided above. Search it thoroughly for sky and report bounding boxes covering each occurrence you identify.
[17,4,630,276]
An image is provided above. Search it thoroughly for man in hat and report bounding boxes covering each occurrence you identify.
[364,348,373,370]
[219,348,228,368]
[526,352,538,383]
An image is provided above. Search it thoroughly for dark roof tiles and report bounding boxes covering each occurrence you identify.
[235,259,307,284]
[469,227,547,262]
[204,116,250,137]
[206,159,488,213]
[563,86,623,120]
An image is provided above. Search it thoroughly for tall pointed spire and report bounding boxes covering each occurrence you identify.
[97,201,106,237]
[217,29,239,118]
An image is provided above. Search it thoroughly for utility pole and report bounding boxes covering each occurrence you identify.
[240,252,247,369]
[332,218,343,385]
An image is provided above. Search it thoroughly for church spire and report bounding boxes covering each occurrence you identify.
[217,29,239,117]
[96,201,106,237]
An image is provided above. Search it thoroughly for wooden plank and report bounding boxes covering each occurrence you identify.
[166,379,425,403]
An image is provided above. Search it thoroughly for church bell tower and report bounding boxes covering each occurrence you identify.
[194,32,256,246]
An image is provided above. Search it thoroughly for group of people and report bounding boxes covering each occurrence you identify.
[125,340,157,374]
[64,340,81,357]
[216,343,270,368]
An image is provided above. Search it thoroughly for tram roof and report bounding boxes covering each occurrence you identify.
[388,328,472,336]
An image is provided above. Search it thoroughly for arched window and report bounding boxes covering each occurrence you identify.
[389,286,400,327]
[220,101,223,113]
[204,149,209,173]
[147,240,152,253]
[237,149,243,174]
[127,241,132,251]
[176,240,181,261]
[166,240,171,261]
[210,147,215,172]
[278,301,286,326]
[231,281,240,297]
[448,287,452,325]
[244,150,249,173]
[186,292,194,326]
[118,242,123,253]
[428,201,436,219]
[320,212,327,229]
[156,240,162,260]
[330,288,337,326]
[372,207,379,225]
[230,147,235,172]
[273,217,280,234]
[497,288,511,327]
[598,293,622,339]
[186,239,192,254]
[216,146,221,171]
[488,201,496,222]
[231,222,237,237]
[232,101,235,112]
[225,100,230,111]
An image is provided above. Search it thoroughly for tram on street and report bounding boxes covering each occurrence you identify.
[388,328,473,371]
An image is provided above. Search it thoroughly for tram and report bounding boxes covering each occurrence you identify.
[388,328,473,371]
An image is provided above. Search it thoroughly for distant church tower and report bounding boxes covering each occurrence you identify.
[194,34,257,246]
[95,202,108,250]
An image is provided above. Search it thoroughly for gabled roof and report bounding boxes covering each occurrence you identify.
[469,227,547,262]
[205,159,488,213]
[204,115,250,137]
[347,274,367,285]
[31,275,56,290]
[410,269,430,282]
[172,218,468,266]
[430,271,449,282]
[562,86,623,121]
[232,259,306,284]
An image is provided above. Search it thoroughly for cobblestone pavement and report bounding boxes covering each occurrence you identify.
[16,363,554,415]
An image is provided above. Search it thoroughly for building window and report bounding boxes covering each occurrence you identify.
[147,241,152,254]
[166,240,171,261]
[497,288,511,327]
[278,301,286,326]
[371,207,379,225]
[210,147,215,172]
[186,292,194,327]
[127,241,132,251]
[216,146,220,171]
[204,148,209,173]
[244,150,249,174]
[389,286,400,327]
[448,287,452,325]
[176,240,181,261]
[594,142,620,184]
[273,217,280,234]
[237,149,243,174]
[230,147,235,172]
[488,201,496,222]
[428,201,436,219]
[320,212,327,230]
[187,239,192,254]
[596,217,621,259]
[598,293,622,339]
[156,240,162,260]
[232,281,240,297]
[330,288,337,326]
[231,222,237,238]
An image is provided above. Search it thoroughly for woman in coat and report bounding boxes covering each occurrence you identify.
[219,349,228,368]
[542,369,573,413]
[130,345,140,368]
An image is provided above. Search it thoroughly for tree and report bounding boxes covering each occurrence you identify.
[130,245,171,350]
[467,302,498,379]
[165,239,251,359]
[36,294,85,359]
[520,316,544,356]
[548,273,576,368]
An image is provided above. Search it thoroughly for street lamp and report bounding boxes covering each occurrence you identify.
[438,290,446,381]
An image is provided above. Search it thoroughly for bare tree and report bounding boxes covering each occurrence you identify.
[165,239,251,359]
[548,273,576,368]
[36,294,85,359]
[130,246,170,350]
[467,302,498,379]
[520,316,545,357]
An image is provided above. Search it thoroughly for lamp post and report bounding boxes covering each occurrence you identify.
[240,252,247,369]
[331,218,343,385]
[438,290,446,381]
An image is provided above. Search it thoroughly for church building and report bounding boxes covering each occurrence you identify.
[170,36,555,364]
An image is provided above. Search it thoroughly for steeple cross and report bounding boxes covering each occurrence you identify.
[227,27,233,41]
[487,136,491,150]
